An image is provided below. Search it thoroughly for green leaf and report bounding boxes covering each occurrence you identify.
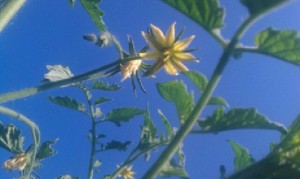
[227,115,300,179]
[228,140,255,171]
[94,97,112,105]
[92,81,121,91]
[138,108,159,151]
[158,109,173,139]
[162,0,224,31]
[255,28,300,66]
[241,0,287,16]
[198,108,287,134]
[0,122,24,153]
[183,71,228,107]
[48,96,86,113]
[182,71,208,93]
[36,139,58,161]
[79,0,106,31]
[273,115,300,166]
[157,80,194,124]
[106,107,145,126]
[208,96,229,107]
[159,161,189,179]
[101,140,131,151]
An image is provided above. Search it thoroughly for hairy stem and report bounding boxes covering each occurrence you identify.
[0,0,26,32]
[0,106,40,178]
[142,16,258,179]
[78,84,97,179]
[0,56,141,104]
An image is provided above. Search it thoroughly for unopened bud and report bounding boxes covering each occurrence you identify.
[83,34,98,43]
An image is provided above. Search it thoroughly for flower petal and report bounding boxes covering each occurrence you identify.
[171,59,189,71]
[150,24,166,47]
[139,51,161,59]
[174,35,195,51]
[166,22,176,46]
[164,61,178,75]
[174,52,197,61]
[141,31,161,51]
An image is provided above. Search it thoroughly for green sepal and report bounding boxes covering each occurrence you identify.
[127,35,136,56]
[228,140,255,171]
[48,96,86,113]
[198,107,287,134]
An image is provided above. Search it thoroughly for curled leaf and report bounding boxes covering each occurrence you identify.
[0,122,24,153]
[198,107,287,134]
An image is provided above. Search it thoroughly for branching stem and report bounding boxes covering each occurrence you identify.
[142,15,258,179]
[0,106,40,178]
[77,84,97,179]
[0,56,141,104]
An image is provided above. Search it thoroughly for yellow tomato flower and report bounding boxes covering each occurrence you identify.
[119,165,135,179]
[120,60,142,81]
[139,22,197,76]
[3,153,27,171]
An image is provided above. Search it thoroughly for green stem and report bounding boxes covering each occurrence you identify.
[78,84,97,179]
[110,34,124,60]
[0,0,26,32]
[210,29,227,47]
[0,106,40,178]
[110,140,170,179]
[0,56,141,104]
[142,16,257,179]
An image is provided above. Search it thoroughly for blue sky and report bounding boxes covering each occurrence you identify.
[1,0,300,178]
